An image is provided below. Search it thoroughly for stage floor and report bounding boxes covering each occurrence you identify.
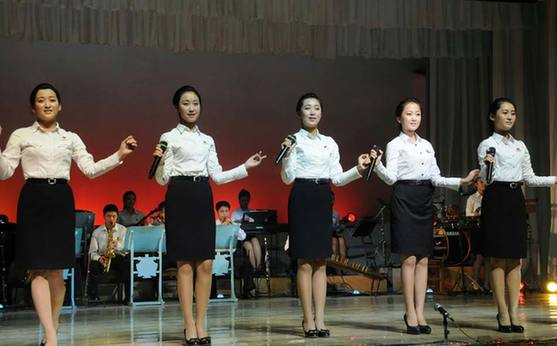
[1,293,557,345]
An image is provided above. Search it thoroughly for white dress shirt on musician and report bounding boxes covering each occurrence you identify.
[155,124,248,185]
[374,132,461,190]
[280,128,361,186]
[0,122,121,180]
[88,223,128,261]
[477,132,555,187]
[466,192,483,216]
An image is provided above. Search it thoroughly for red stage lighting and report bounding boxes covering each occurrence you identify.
[344,212,357,223]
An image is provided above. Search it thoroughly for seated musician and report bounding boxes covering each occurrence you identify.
[466,178,489,291]
[231,188,255,223]
[229,191,262,274]
[149,201,166,226]
[216,200,260,298]
[118,190,146,227]
[88,204,130,302]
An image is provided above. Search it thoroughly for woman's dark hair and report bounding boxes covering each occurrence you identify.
[487,97,516,130]
[395,97,421,130]
[296,92,323,115]
[215,200,231,211]
[29,83,61,107]
[172,85,202,109]
[103,204,119,215]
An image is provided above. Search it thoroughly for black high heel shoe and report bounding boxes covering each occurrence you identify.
[510,319,524,333]
[418,324,432,334]
[198,336,211,345]
[496,314,512,333]
[302,320,318,338]
[317,329,330,338]
[184,329,200,345]
[403,314,420,335]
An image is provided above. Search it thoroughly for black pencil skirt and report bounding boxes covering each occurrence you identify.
[480,182,527,259]
[390,181,434,257]
[16,179,76,270]
[288,179,333,260]
[165,177,215,262]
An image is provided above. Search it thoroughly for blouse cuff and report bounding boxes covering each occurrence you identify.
[107,152,124,168]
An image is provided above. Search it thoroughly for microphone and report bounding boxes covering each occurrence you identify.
[148,141,168,179]
[275,135,297,164]
[365,145,382,182]
[485,147,496,184]
[434,303,454,321]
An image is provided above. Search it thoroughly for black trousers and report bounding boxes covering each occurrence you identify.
[87,255,130,300]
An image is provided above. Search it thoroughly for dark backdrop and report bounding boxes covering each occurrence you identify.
[0,38,426,223]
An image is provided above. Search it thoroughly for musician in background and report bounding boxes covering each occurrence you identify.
[230,191,262,272]
[216,200,234,225]
[149,201,166,226]
[88,204,130,302]
[231,189,255,223]
[465,178,489,291]
[216,200,259,298]
[118,190,145,226]
[466,178,484,217]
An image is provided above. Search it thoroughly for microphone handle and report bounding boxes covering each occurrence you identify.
[275,145,289,165]
[365,157,377,182]
[148,156,163,179]
[486,161,493,184]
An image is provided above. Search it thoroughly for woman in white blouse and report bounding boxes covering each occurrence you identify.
[152,85,265,345]
[0,83,137,346]
[371,97,477,335]
[479,98,555,333]
[280,92,371,338]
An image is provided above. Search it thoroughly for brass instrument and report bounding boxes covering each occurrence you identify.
[103,226,116,273]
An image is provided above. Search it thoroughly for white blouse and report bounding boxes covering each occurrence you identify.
[280,128,361,186]
[477,132,555,186]
[0,122,121,180]
[155,124,248,185]
[374,132,461,190]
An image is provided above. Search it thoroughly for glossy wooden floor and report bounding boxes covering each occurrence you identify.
[1,293,557,345]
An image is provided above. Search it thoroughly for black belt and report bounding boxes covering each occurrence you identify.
[396,180,432,186]
[489,181,523,189]
[26,178,68,185]
[171,176,209,182]
[295,178,331,185]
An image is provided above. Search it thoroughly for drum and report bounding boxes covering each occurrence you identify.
[444,205,461,224]
[432,227,448,261]
[462,216,481,255]
[431,225,471,265]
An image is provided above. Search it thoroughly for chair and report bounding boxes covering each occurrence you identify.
[75,211,95,300]
[212,224,240,302]
[123,226,165,306]
[62,227,84,309]
[75,211,95,253]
